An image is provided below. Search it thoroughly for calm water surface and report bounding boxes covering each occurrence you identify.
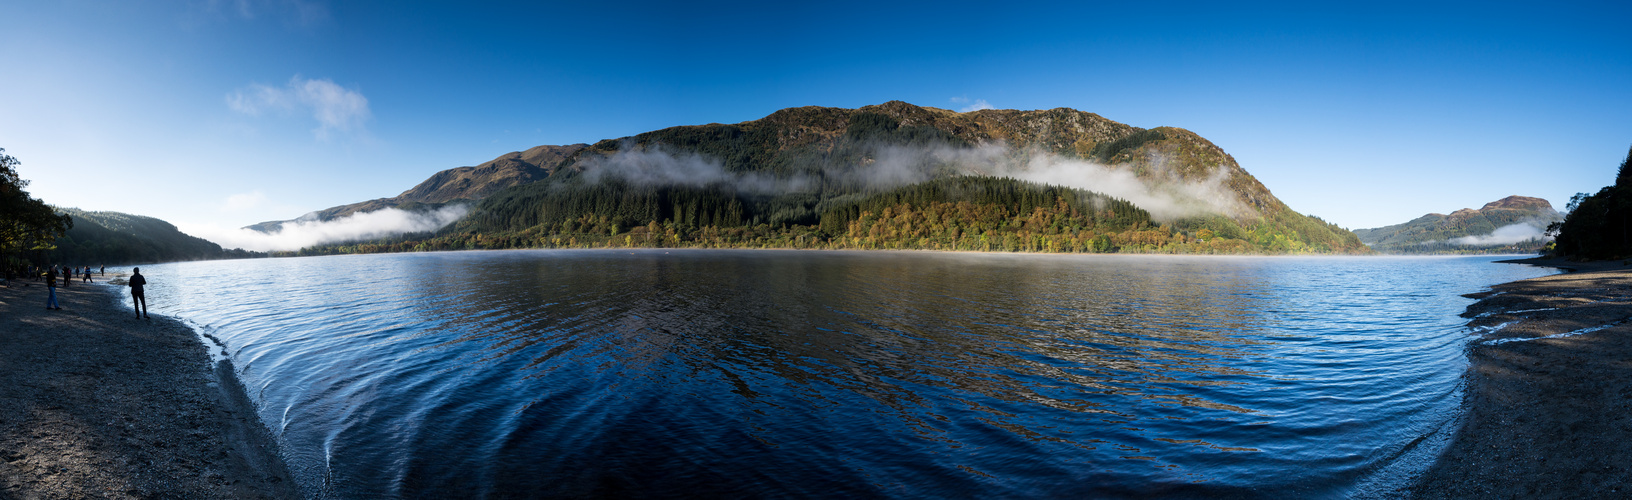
[132,251,1555,498]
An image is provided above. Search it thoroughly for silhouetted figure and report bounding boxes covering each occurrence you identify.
[130,267,149,319]
[60,266,69,288]
[44,268,60,310]
[83,267,91,283]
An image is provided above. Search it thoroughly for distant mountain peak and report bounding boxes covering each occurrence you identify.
[1479,195,1553,212]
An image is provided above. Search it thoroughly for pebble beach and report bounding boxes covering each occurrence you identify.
[0,276,295,499]
[1409,258,1632,498]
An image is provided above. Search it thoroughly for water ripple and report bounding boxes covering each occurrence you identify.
[133,251,1556,498]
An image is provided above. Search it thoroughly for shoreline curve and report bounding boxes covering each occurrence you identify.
[0,274,297,498]
[1407,258,1632,497]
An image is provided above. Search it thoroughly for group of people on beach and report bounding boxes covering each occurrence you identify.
[38,264,149,319]
[41,264,90,310]
[15,264,101,284]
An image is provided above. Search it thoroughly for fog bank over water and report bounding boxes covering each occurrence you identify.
[186,205,469,252]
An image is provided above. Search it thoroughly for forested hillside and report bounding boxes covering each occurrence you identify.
[48,208,260,265]
[294,176,1362,256]
[1353,196,1561,254]
[290,102,1370,255]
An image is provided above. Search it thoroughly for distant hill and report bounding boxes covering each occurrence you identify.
[288,101,1371,256]
[48,208,260,265]
[247,144,586,233]
[1353,196,1562,254]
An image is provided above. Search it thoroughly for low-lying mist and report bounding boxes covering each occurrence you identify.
[189,205,470,252]
[580,142,1249,220]
[895,144,1249,220]
[580,147,813,194]
[1449,222,1551,246]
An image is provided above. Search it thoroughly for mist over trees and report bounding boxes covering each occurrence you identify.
[1550,145,1632,260]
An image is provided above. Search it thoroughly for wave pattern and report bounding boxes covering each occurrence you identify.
[133,252,1554,498]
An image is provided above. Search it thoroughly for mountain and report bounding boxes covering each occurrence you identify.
[290,101,1369,255]
[49,208,260,265]
[1352,196,1562,254]
[246,144,586,232]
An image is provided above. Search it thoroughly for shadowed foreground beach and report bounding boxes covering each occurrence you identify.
[1409,259,1632,498]
[0,277,295,499]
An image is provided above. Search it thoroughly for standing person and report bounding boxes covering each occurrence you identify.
[44,268,60,310]
[82,267,91,283]
[59,266,69,288]
[100,265,105,276]
[129,267,149,319]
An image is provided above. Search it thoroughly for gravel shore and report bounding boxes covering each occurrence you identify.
[0,276,296,499]
[1408,258,1632,498]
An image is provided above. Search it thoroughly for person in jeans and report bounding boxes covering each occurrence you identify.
[44,268,60,310]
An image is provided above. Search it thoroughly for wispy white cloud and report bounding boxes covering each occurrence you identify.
[227,76,370,140]
[951,96,995,112]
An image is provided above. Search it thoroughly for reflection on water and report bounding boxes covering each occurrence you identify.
[135,251,1555,498]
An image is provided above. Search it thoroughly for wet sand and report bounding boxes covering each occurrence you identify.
[0,277,296,499]
[1408,258,1632,498]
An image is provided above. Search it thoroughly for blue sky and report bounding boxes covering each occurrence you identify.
[3,0,1629,242]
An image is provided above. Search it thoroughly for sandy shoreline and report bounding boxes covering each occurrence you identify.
[1408,258,1632,498]
[0,276,296,498]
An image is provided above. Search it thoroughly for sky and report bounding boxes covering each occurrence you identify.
[3,0,1630,246]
